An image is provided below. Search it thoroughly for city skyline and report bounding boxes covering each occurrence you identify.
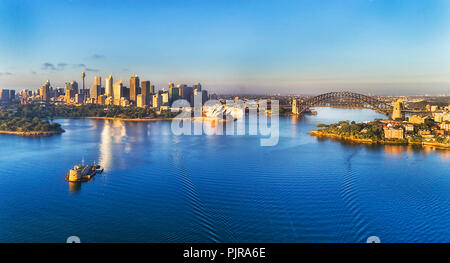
[1,0,450,95]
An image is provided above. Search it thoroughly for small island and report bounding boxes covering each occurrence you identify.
[0,107,64,136]
[310,118,450,148]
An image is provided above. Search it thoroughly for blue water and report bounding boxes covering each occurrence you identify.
[0,108,449,243]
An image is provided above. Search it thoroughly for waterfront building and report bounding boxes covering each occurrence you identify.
[129,75,140,103]
[392,99,404,120]
[105,75,113,97]
[384,127,404,139]
[141,80,151,106]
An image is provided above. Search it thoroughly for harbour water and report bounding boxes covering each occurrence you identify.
[0,108,449,242]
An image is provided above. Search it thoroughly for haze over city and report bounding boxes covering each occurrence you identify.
[1,0,450,95]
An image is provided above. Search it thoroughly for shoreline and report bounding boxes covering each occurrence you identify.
[85,116,175,122]
[309,130,450,149]
[85,116,229,122]
[0,130,64,137]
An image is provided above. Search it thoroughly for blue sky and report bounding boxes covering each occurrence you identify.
[0,0,450,95]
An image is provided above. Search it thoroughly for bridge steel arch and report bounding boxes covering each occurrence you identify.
[294,91,392,115]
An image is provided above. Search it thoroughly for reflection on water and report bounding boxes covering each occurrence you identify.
[383,145,405,156]
[0,108,449,243]
[99,120,128,171]
[68,182,81,194]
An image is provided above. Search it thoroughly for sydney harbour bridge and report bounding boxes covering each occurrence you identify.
[291,91,392,116]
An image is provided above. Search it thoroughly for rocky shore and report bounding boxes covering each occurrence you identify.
[309,130,450,148]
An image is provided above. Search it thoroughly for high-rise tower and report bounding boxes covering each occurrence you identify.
[129,75,140,103]
[81,72,86,90]
[105,75,113,97]
[94,76,102,87]
[141,80,151,106]
[392,99,404,120]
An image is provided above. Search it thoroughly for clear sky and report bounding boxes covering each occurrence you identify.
[0,0,450,95]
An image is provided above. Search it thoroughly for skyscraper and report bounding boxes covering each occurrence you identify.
[113,80,124,105]
[0,89,10,102]
[136,94,144,107]
[141,80,151,106]
[182,85,193,102]
[168,83,180,103]
[105,75,113,98]
[152,93,162,109]
[193,83,202,92]
[392,99,404,120]
[41,80,51,102]
[91,84,100,101]
[94,76,102,87]
[81,72,86,91]
[65,81,78,103]
[129,75,140,103]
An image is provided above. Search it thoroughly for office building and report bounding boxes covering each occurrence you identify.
[65,81,78,103]
[168,85,180,103]
[141,80,151,106]
[113,80,124,105]
[152,93,162,109]
[91,84,100,101]
[129,75,140,103]
[136,94,144,107]
[105,75,113,97]
[94,76,102,87]
[0,89,10,102]
[392,99,404,120]
[41,80,51,102]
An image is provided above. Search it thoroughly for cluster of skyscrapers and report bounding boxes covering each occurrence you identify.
[17,72,210,109]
